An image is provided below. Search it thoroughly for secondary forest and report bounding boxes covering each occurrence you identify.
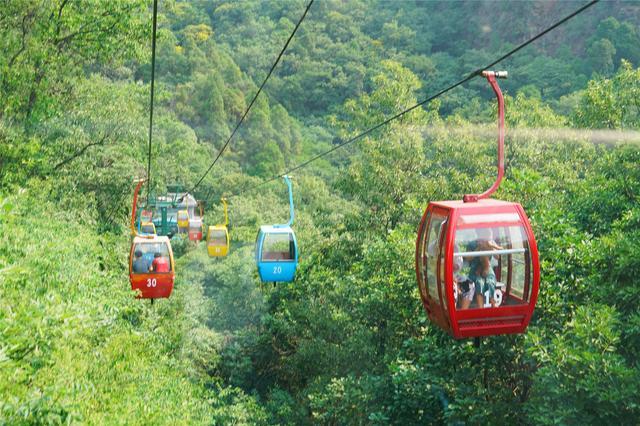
[1,1,640,424]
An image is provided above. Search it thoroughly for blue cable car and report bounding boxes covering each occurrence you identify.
[255,176,298,282]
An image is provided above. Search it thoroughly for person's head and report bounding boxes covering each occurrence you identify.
[476,227,493,242]
[154,252,161,258]
[135,250,142,258]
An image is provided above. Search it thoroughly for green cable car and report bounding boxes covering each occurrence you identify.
[135,184,199,238]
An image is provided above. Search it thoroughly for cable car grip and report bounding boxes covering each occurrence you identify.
[463,71,506,203]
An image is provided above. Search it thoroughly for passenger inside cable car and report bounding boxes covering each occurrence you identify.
[453,222,532,310]
[132,250,151,273]
[152,252,170,272]
[130,241,173,273]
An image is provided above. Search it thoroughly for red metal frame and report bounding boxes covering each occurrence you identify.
[416,200,540,338]
[463,71,506,203]
[415,72,541,338]
[128,179,175,299]
[129,237,175,299]
[130,179,146,235]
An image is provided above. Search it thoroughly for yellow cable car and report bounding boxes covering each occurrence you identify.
[177,209,189,231]
[141,221,156,235]
[207,198,230,257]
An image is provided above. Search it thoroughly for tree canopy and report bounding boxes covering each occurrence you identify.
[1,1,639,424]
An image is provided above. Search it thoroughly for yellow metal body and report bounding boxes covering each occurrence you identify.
[207,225,229,257]
[206,198,230,257]
[177,209,189,230]
[141,221,156,234]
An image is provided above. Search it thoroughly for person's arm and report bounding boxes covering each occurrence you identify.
[479,256,491,277]
[486,269,497,286]
[488,240,503,250]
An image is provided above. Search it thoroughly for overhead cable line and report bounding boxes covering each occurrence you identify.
[104,186,132,228]
[146,0,159,206]
[222,0,600,201]
[185,0,315,197]
[103,0,158,228]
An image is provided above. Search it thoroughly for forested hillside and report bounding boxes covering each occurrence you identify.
[1,1,639,424]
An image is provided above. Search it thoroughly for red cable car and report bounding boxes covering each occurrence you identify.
[188,202,204,242]
[188,218,203,242]
[129,235,175,298]
[128,179,175,299]
[415,71,540,339]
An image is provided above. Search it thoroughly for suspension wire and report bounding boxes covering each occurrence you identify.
[185,0,314,197]
[102,0,158,228]
[107,0,598,225]
[146,0,159,206]
[104,186,132,228]
[222,0,600,201]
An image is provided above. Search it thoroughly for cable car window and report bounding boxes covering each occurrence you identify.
[189,221,202,232]
[454,226,531,309]
[425,214,446,303]
[438,224,448,315]
[506,226,533,302]
[458,213,521,225]
[208,229,228,246]
[416,213,430,302]
[132,242,172,273]
[262,233,295,261]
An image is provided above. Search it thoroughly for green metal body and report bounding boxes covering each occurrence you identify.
[135,185,187,238]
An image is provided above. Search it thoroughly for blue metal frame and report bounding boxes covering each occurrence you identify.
[276,175,294,228]
[256,226,298,282]
[256,176,299,283]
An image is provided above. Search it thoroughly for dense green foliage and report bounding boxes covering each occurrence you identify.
[1,1,640,424]
[0,185,267,424]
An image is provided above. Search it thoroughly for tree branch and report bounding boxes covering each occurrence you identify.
[53,125,122,171]
[8,8,37,68]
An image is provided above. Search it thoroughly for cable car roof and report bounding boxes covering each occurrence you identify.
[132,235,171,244]
[429,199,520,210]
[259,224,294,234]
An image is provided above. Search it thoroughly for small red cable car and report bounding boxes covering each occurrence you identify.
[415,71,540,339]
[188,218,203,242]
[129,179,175,299]
[129,235,175,298]
[188,202,204,242]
